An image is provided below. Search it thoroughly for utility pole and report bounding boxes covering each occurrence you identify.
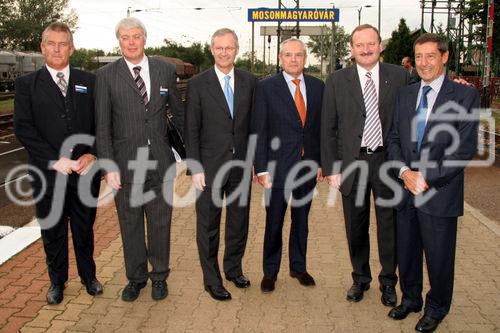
[330,6,336,74]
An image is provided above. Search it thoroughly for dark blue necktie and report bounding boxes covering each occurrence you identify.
[416,85,432,153]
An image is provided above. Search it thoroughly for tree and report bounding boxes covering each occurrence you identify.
[146,40,214,70]
[383,18,414,65]
[0,0,77,51]
[70,48,104,71]
[306,25,350,66]
[234,52,266,74]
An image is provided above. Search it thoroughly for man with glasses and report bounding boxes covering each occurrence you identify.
[95,17,184,302]
[185,28,257,301]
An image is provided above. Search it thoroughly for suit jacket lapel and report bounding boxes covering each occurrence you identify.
[407,83,420,150]
[117,58,142,98]
[233,68,244,122]
[423,78,454,141]
[39,67,64,111]
[275,73,302,128]
[206,68,232,118]
[148,57,162,108]
[345,66,366,112]
[378,63,392,128]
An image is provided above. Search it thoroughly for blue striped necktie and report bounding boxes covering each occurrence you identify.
[362,72,382,151]
[416,85,432,152]
[223,75,234,118]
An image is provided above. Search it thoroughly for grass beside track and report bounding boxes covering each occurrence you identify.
[0,99,13,115]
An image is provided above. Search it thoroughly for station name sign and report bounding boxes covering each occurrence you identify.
[248,8,339,22]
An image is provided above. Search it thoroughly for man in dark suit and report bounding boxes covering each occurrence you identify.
[252,38,324,293]
[95,17,184,302]
[185,28,257,301]
[321,24,409,306]
[402,56,421,84]
[387,33,479,333]
[14,22,103,304]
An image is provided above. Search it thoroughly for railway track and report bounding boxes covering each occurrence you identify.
[0,92,14,101]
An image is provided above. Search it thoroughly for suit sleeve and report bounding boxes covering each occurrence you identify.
[87,74,97,156]
[387,90,406,177]
[94,70,115,164]
[168,67,185,136]
[13,76,59,169]
[314,80,324,166]
[184,80,204,174]
[251,82,269,174]
[320,74,340,176]
[424,88,479,188]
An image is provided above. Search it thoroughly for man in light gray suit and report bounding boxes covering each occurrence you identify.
[95,17,183,302]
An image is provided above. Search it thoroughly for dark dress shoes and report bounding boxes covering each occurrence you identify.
[151,280,168,300]
[380,285,397,307]
[260,276,276,293]
[290,271,316,286]
[81,278,103,296]
[121,281,147,302]
[388,304,422,320]
[47,283,65,304]
[205,285,232,301]
[415,315,441,333]
[346,282,370,302]
[226,275,251,288]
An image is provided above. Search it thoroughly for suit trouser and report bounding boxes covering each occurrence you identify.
[34,178,98,285]
[263,181,315,278]
[196,169,250,286]
[397,201,457,320]
[341,151,397,286]
[114,171,173,283]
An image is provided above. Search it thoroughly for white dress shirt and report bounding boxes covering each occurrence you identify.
[214,65,235,93]
[282,71,307,106]
[357,62,380,148]
[124,55,151,98]
[46,64,70,87]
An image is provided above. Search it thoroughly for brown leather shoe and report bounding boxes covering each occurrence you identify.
[290,271,316,286]
[260,276,276,293]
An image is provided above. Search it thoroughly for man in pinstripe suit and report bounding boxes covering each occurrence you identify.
[95,17,184,302]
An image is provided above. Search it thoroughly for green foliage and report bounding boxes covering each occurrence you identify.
[70,48,104,72]
[383,18,414,65]
[0,0,77,51]
[306,24,350,65]
[234,52,266,74]
[146,40,214,70]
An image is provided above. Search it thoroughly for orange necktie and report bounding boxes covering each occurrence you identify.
[292,79,307,127]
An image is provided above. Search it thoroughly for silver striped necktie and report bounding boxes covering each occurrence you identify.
[362,71,382,151]
[56,72,68,97]
[133,66,149,107]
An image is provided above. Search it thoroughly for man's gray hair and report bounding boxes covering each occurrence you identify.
[115,17,147,39]
[210,28,239,48]
[279,38,307,56]
[42,22,74,47]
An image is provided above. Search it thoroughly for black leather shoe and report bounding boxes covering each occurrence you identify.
[226,275,251,288]
[47,283,65,304]
[205,285,231,301]
[290,271,316,286]
[388,304,422,320]
[346,282,370,302]
[81,278,103,296]
[380,285,397,307]
[121,281,147,302]
[260,276,276,293]
[415,315,441,332]
[151,280,168,300]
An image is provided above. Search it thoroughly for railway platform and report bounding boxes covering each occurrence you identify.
[0,170,499,333]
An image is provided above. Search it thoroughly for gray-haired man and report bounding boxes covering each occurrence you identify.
[95,17,184,301]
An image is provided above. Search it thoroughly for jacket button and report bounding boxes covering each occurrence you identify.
[145,120,149,124]
[60,114,66,119]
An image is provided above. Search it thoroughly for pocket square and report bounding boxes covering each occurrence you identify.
[75,85,88,93]
[160,86,169,96]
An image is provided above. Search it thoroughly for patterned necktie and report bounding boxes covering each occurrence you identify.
[292,79,307,127]
[56,72,67,97]
[362,71,382,151]
[416,85,432,153]
[133,66,149,107]
[223,75,234,118]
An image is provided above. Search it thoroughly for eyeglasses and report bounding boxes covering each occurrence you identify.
[119,34,144,42]
[213,46,237,53]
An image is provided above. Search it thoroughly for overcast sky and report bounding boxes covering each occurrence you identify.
[70,0,449,63]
